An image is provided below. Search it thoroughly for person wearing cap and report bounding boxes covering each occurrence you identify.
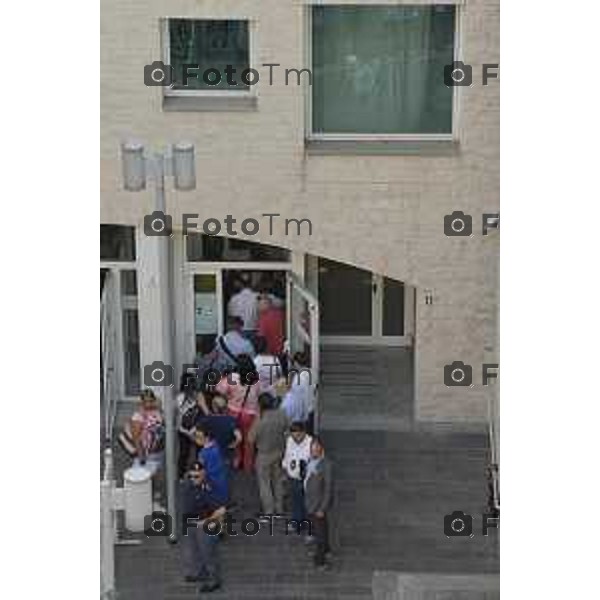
[180,462,225,592]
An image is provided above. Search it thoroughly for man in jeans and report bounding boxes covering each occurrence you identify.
[282,421,312,534]
[248,392,289,522]
[304,436,334,570]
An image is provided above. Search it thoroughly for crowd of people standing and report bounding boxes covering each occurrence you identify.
[122,275,334,593]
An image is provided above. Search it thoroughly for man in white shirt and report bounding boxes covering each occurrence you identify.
[227,277,258,335]
[213,317,255,371]
[282,422,313,534]
[253,336,282,394]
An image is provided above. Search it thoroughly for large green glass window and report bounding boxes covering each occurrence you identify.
[311,5,455,135]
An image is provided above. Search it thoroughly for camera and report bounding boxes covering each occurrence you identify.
[144,511,173,537]
[144,61,174,87]
[143,211,172,237]
[444,511,473,537]
[444,61,473,87]
[444,211,472,237]
[144,361,174,387]
[444,361,472,387]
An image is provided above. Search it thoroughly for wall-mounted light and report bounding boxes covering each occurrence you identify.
[424,289,434,305]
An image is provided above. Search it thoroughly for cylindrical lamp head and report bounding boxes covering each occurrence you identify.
[121,142,146,191]
[172,142,196,191]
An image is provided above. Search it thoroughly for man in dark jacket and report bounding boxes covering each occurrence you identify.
[179,462,226,592]
[304,436,334,569]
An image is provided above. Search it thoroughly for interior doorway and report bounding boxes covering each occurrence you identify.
[221,269,287,334]
[186,264,292,362]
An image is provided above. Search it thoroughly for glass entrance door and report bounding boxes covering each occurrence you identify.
[318,258,373,335]
[193,272,220,357]
[318,258,409,345]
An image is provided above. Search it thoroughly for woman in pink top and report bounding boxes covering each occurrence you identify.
[214,360,259,472]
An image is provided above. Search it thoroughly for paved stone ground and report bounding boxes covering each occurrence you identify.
[113,429,499,599]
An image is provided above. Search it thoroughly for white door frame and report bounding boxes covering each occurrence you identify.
[182,261,294,364]
[100,262,140,402]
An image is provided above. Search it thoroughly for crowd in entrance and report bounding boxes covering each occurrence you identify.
[121,274,334,594]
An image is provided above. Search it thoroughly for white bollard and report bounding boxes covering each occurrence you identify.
[123,464,153,532]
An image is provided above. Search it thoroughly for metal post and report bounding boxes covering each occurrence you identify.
[152,153,178,543]
[101,448,115,599]
[309,301,319,434]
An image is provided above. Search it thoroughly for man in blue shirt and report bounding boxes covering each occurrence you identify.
[197,394,241,467]
[194,424,229,506]
[179,462,225,591]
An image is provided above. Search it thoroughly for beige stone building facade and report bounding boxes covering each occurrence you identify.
[100,0,499,427]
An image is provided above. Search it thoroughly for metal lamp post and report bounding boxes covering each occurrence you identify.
[121,141,196,543]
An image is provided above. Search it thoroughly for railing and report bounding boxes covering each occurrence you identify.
[101,275,118,446]
[487,379,500,511]
[286,272,320,432]
[100,449,116,599]
[100,275,119,598]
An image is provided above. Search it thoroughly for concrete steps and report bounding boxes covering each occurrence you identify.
[319,346,414,423]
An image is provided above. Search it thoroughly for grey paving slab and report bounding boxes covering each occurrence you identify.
[113,426,498,599]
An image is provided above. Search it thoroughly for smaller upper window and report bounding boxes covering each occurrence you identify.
[167,19,250,92]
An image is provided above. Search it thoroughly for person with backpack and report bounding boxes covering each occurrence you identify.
[212,316,255,372]
[215,355,259,472]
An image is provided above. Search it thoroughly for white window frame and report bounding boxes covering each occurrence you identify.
[162,17,258,98]
[305,0,463,142]
[100,261,140,402]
